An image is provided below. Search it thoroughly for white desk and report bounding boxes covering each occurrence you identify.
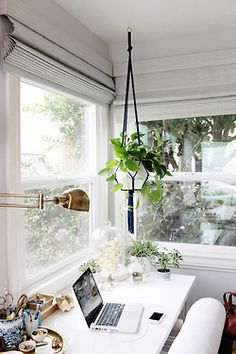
[45,273,195,354]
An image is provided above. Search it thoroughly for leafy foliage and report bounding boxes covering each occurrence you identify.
[156,247,183,271]
[79,259,100,273]
[23,92,84,160]
[98,132,172,205]
[137,114,236,246]
[143,115,236,172]
[22,90,89,274]
[126,240,159,257]
[25,185,89,273]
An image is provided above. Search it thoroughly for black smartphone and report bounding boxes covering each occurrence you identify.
[149,312,165,323]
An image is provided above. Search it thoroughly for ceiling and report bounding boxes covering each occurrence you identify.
[54,0,236,44]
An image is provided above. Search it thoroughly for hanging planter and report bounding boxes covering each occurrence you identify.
[99,29,171,233]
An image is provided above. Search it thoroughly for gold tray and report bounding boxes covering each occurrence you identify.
[19,327,64,353]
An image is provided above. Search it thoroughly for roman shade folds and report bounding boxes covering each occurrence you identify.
[0,13,115,105]
[4,40,115,104]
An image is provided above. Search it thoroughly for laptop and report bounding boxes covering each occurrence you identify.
[72,268,143,333]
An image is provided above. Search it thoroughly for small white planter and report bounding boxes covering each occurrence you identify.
[130,256,153,273]
[157,269,171,279]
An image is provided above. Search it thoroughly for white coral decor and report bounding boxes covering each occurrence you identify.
[56,295,74,312]
[98,239,120,273]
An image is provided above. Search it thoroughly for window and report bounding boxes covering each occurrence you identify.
[137,115,236,248]
[20,81,101,281]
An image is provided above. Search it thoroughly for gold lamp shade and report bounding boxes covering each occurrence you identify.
[52,188,89,211]
[0,188,89,211]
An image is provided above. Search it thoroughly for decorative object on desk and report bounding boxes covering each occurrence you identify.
[91,221,128,284]
[93,221,126,266]
[15,294,28,317]
[0,187,89,211]
[132,272,143,282]
[35,327,64,354]
[0,314,24,350]
[0,292,14,320]
[19,339,36,352]
[98,238,120,274]
[155,247,183,279]
[17,327,64,354]
[98,29,171,234]
[55,294,74,312]
[223,291,236,338]
[27,294,53,312]
[27,294,58,321]
[31,328,48,342]
[24,310,41,336]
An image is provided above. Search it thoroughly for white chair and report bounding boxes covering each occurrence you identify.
[166,298,226,354]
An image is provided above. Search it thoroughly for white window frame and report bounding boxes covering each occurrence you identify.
[2,72,109,297]
[112,100,236,273]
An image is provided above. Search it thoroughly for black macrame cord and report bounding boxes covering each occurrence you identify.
[117,29,149,234]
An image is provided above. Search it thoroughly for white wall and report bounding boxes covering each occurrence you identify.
[173,267,235,308]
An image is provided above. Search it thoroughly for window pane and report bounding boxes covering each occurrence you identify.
[141,115,236,172]
[137,180,236,247]
[21,82,89,177]
[25,185,90,276]
[20,81,95,277]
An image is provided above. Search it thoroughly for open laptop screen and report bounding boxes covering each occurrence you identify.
[73,268,104,327]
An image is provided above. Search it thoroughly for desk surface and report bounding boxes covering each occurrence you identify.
[45,273,196,354]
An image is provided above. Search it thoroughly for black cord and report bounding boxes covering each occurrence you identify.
[121,29,141,147]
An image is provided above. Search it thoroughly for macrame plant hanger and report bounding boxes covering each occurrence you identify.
[116,28,149,234]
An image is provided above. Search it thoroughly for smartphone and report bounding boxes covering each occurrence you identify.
[149,312,165,323]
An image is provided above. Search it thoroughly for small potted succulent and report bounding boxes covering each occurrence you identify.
[79,259,100,274]
[126,240,159,273]
[155,247,183,279]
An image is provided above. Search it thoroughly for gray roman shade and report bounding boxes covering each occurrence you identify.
[4,40,115,104]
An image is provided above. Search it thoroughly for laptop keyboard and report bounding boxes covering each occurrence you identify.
[96,303,125,327]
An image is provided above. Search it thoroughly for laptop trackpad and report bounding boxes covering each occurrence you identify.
[118,303,143,333]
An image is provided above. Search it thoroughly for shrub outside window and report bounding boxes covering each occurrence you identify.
[137,115,236,247]
[21,81,95,276]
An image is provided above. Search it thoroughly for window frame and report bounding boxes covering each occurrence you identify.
[112,104,236,273]
[4,72,109,296]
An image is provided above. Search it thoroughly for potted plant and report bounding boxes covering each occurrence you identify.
[126,240,159,273]
[155,247,183,279]
[98,132,172,205]
[79,259,100,274]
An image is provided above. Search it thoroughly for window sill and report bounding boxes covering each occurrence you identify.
[160,242,236,273]
[24,249,99,296]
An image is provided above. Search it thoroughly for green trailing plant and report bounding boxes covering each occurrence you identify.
[79,259,100,273]
[156,247,183,272]
[126,240,159,258]
[98,132,172,205]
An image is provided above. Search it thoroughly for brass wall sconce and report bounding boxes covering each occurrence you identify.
[0,188,89,212]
